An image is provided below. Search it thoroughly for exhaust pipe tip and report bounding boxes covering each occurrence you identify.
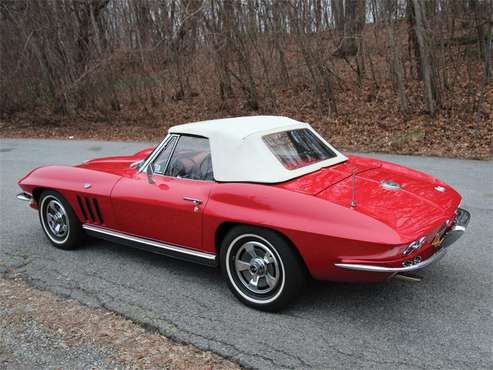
[393,273,423,282]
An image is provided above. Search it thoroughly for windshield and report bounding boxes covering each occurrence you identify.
[263,129,337,170]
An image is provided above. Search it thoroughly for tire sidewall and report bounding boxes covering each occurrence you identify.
[39,194,71,245]
[220,226,305,311]
[39,190,82,250]
[225,233,286,305]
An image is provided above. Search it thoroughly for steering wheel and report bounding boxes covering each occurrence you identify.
[199,154,213,181]
[169,157,194,178]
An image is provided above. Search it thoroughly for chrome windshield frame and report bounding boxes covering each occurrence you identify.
[138,134,179,174]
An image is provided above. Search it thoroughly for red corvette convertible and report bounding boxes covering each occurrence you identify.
[17,116,470,311]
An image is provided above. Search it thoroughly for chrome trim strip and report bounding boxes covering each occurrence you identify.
[82,224,216,261]
[16,192,32,201]
[335,248,448,273]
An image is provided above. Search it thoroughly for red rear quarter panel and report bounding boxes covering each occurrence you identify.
[204,155,461,282]
[204,182,406,281]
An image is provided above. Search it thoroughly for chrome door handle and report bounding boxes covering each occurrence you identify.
[183,197,202,205]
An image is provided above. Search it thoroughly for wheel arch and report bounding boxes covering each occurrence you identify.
[32,187,48,203]
[214,221,311,277]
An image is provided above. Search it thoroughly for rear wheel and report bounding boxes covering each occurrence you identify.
[39,190,84,250]
[220,225,306,311]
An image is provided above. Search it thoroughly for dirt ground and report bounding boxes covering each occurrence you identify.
[0,270,240,370]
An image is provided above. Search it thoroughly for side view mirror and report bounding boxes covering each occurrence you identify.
[130,160,143,169]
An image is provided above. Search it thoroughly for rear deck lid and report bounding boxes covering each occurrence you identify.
[277,155,381,195]
[317,165,461,239]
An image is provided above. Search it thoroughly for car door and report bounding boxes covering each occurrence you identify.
[110,134,214,252]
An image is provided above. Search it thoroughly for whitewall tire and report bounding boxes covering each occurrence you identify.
[39,190,84,250]
[220,225,306,311]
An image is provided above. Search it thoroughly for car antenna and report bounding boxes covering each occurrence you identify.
[351,170,357,208]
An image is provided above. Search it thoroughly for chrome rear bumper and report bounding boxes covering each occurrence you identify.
[440,207,470,248]
[335,207,471,273]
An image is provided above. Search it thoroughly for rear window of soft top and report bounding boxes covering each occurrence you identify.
[262,128,337,170]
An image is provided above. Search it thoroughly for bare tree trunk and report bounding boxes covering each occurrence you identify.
[203,0,233,104]
[331,0,344,34]
[219,0,234,100]
[386,4,409,114]
[74,0,108,69]
[314,0,322,32]
[334,0,365,57]
[231,1,258,111]
[290,1,337,116]
[272,0,289,86]
[412,0,437,115]
[485,21,493,81]
[475,11,493,129]
[407,0,422,80]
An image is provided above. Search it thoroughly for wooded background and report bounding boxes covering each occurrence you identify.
[1,0,492,158]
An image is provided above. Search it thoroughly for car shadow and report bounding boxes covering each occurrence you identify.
[84,236,223,283]
[84,236,443,317]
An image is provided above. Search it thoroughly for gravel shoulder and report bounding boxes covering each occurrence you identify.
[0,273,239,370]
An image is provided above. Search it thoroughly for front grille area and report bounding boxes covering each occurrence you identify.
[77,196,104,224]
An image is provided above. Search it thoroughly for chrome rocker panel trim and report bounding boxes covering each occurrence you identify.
[82,224,217,267]
[16,192,32,201]
[335,208,470,273]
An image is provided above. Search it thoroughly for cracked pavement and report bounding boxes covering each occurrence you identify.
[1,138,492,369]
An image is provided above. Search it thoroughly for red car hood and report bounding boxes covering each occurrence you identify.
[279,155,461,240]
[78,147,154,175]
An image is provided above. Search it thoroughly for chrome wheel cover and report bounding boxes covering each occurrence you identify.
[225,234,286,304]
[41,196,69,243]
[234,240,281,294]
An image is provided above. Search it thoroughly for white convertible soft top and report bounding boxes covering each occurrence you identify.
[168,116,347,183]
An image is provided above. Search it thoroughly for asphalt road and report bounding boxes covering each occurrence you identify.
[1,138,492,370]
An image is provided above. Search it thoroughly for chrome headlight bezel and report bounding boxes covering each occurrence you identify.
[403,236,426,256]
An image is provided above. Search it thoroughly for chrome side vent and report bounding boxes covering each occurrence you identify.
[92,198,104,224]
[77,195,104,224]
[84,197,95,222]
[77,196,88,221]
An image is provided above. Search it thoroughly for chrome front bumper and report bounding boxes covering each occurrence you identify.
[335,208,471,273]
[16,192,33,202]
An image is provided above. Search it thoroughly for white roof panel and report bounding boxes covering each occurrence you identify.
[168,116,347,183]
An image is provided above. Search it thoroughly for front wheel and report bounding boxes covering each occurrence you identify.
[39,190,84,250]
[220,226,306,311]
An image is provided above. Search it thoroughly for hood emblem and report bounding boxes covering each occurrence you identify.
[434,185,446,192]
[380,180,401,190]
[83,183,92,189]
